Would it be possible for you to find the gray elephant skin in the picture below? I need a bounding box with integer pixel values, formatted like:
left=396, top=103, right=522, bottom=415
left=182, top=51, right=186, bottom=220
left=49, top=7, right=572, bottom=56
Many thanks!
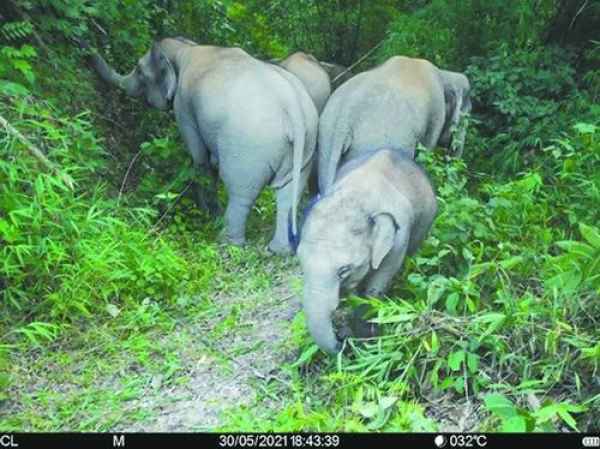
left=318, top=55, right=471, bottom=193
left=86, top=37, right=318, bottom=254
left=275, top=52, right=332, bottom=196
left=277, top=52, right=331, bottom=114
left=293, top=149, right=437, bottom=354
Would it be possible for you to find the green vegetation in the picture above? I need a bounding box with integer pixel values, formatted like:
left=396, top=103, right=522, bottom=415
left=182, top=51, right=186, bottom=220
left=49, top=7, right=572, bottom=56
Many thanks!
left=1, top=0, right=599, bottom=432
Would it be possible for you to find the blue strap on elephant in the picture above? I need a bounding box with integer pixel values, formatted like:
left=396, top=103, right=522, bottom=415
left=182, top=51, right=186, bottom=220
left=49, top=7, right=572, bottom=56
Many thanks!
left=288, top=193, right=321, bottom=253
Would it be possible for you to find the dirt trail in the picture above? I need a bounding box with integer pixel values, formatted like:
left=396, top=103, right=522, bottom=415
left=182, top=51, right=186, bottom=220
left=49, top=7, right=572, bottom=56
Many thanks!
left=3, top=262, right=479, bottom=431
left=123, top=271, right=302, bottom=431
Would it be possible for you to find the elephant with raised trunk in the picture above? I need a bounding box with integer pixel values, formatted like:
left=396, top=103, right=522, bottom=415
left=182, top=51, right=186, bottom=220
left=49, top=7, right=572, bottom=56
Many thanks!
left=292, top=149, right=437, bottom=353
left=318, top=56, right=471, bottom=194
left=276, top=52, right=331, bottom=114
left=84, top=37, right=318, bottom=254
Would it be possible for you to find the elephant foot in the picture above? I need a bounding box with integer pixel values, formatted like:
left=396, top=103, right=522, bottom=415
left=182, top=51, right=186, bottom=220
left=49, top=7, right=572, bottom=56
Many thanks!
left=218, top=229, right=246, bottom=247
left=267, top=239, right=293, bottom=256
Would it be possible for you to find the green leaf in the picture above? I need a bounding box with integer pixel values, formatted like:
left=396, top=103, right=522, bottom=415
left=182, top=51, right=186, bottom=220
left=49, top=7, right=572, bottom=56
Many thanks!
left=427, top=280, right=447, bottom=305
left=499, top=255, right=524, bottom=270
left=448, top=350, right=464, bottom=371
left=557, top=408, right=578, bottom=431
left=579, top=223, right=600, bottom=249
left=484, top=393, right=518, bottom=419
left=468, top=262, right=493, bottom=279
left=445, top=292, right=459, bottom=314
left=555, top=241, right=595, bottom=258
left=356, top=401, right=379, bottom=419
left=430, top=331, right=440, bottom=354
left=0, top=219, right=19, bottom=243
left=0, top=79, right=30, bottom=96
left=467, top=353, right=479, bottom=373
left=379, top=396, right=398, bottom=410
left=573, top=122, right=597, bottom=135
left=372, top=312, right=416, bottom=324
left=291, top=344, right=319, bottom=368
left=501, top=415, right=527, bottom=432
left=474, top=312, right=506, bottom=339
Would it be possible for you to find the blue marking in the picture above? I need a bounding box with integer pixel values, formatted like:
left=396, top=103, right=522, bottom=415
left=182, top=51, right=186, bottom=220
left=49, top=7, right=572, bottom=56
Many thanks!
left=288, top=194, right=321, bottom=253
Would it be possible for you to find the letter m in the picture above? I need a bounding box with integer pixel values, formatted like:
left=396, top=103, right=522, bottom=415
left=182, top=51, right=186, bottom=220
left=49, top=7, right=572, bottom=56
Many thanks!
left=113, top=435, right=125, bottom=447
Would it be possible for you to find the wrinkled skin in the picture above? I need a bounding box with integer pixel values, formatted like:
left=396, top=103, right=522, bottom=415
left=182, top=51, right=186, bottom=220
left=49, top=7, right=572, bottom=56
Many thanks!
left=294, top=149, right=437, bottom=354
left=319, top=61, right=354, bottom=90
left=277, top=52, right=331, bottom=114
left=318, top=56, right=471, bottom=194
left=85, top=37, right=318, bottom=254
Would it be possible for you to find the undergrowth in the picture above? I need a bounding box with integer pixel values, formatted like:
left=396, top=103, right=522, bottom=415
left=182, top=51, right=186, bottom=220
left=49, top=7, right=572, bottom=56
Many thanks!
left=1, top=0, right=599, bottom=433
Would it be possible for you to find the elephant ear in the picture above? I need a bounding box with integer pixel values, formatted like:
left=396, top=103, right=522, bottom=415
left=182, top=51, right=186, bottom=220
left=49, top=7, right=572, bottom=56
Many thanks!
left=370, top=213, right=397, bottom=270
left=151, top=43, right=177, bottom=101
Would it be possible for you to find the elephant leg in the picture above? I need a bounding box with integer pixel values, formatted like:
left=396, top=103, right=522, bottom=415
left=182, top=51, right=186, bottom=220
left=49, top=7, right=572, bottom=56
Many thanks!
left=221, top=179, right=265, bottom=246
left=176, top=113, right=221, bottom=215
left=269, top=164, right=311, bottom=255
left=423, top=109, right=446, bottom=150
left=199, top=165, right=222, bottom=216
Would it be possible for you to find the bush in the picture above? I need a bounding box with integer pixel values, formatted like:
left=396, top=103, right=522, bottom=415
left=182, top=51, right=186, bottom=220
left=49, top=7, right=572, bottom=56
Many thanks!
left=377, top=0, right=557, bottom=69
left=300, top=127, right=599, bottom=430
left=464, top=45, right=599, bottom=174
left=0, top=93, right=190, bottom=343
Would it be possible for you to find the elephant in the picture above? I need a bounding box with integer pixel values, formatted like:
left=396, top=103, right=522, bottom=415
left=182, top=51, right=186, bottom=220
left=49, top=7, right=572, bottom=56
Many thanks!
left=84, top=37, right=318, bottom=254
left=291, top=148, right=437, bottom=354
left=319, top=61, right=354, bottom=90
left=317, top=56, right=471, bottom=194
left=273, top=52, right=332, bottom=196
left=276, top=52, right=331, bottom=114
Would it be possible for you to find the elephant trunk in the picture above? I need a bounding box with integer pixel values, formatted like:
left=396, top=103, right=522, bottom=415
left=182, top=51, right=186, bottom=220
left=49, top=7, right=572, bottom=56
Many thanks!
left=89, top=52, right=141, bottom=97
left=303, top=283, right=342, bottom=354
left=452, top=98, right=472, bottom=157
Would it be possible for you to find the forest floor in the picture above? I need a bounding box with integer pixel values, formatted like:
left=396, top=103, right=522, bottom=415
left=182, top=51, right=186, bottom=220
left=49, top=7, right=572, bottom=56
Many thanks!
left=2, top=242, right=308, bottom=430
left=2, top=247, right=481, bottom=431
left=1, top=187, right=486, bottom=432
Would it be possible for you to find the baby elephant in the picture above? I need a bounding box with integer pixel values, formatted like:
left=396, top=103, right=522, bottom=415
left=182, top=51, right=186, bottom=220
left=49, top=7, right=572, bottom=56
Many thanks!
left=292, top=149, right=437, bottom=353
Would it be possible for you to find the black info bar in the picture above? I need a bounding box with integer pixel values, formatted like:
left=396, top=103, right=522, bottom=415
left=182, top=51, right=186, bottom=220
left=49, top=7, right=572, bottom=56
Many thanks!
left=1, top=432, right=599, bottom=449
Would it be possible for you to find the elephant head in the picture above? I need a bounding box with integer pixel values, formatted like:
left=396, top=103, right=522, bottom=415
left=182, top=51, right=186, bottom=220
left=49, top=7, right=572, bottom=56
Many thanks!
left=85, top=39, right=180, bottom=110
left=295, top=182, right=408, bottom=353
left=438, top=70, right=472, bottom=156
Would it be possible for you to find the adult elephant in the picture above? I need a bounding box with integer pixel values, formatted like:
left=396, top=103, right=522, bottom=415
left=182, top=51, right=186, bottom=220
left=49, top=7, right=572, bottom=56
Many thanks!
left=274, top=51, right=332, bottom=196
left=318, top=56, right=471, bottom=194
left=276, top=51, right=331, bottom=114
left=83, top=37, right=318, bottom=254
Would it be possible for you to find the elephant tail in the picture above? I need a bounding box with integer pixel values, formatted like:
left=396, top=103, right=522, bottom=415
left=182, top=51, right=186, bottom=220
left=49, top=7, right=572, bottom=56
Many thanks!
left=317, top=101, right=351, bottom=194
left=287, top=106, right=309, bottom=246
left=318, top=123, right=351, bottom=194
left=288, top=193, right=321, bottom=253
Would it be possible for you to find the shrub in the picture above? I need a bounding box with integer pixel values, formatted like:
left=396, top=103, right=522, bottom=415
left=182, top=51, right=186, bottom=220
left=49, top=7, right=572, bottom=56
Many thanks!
left=0, top=93, right=189, bottom=343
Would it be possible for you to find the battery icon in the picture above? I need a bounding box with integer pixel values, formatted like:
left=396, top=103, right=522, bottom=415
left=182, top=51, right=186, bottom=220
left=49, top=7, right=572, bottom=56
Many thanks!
left=583, top=436, right=600, bottom=447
